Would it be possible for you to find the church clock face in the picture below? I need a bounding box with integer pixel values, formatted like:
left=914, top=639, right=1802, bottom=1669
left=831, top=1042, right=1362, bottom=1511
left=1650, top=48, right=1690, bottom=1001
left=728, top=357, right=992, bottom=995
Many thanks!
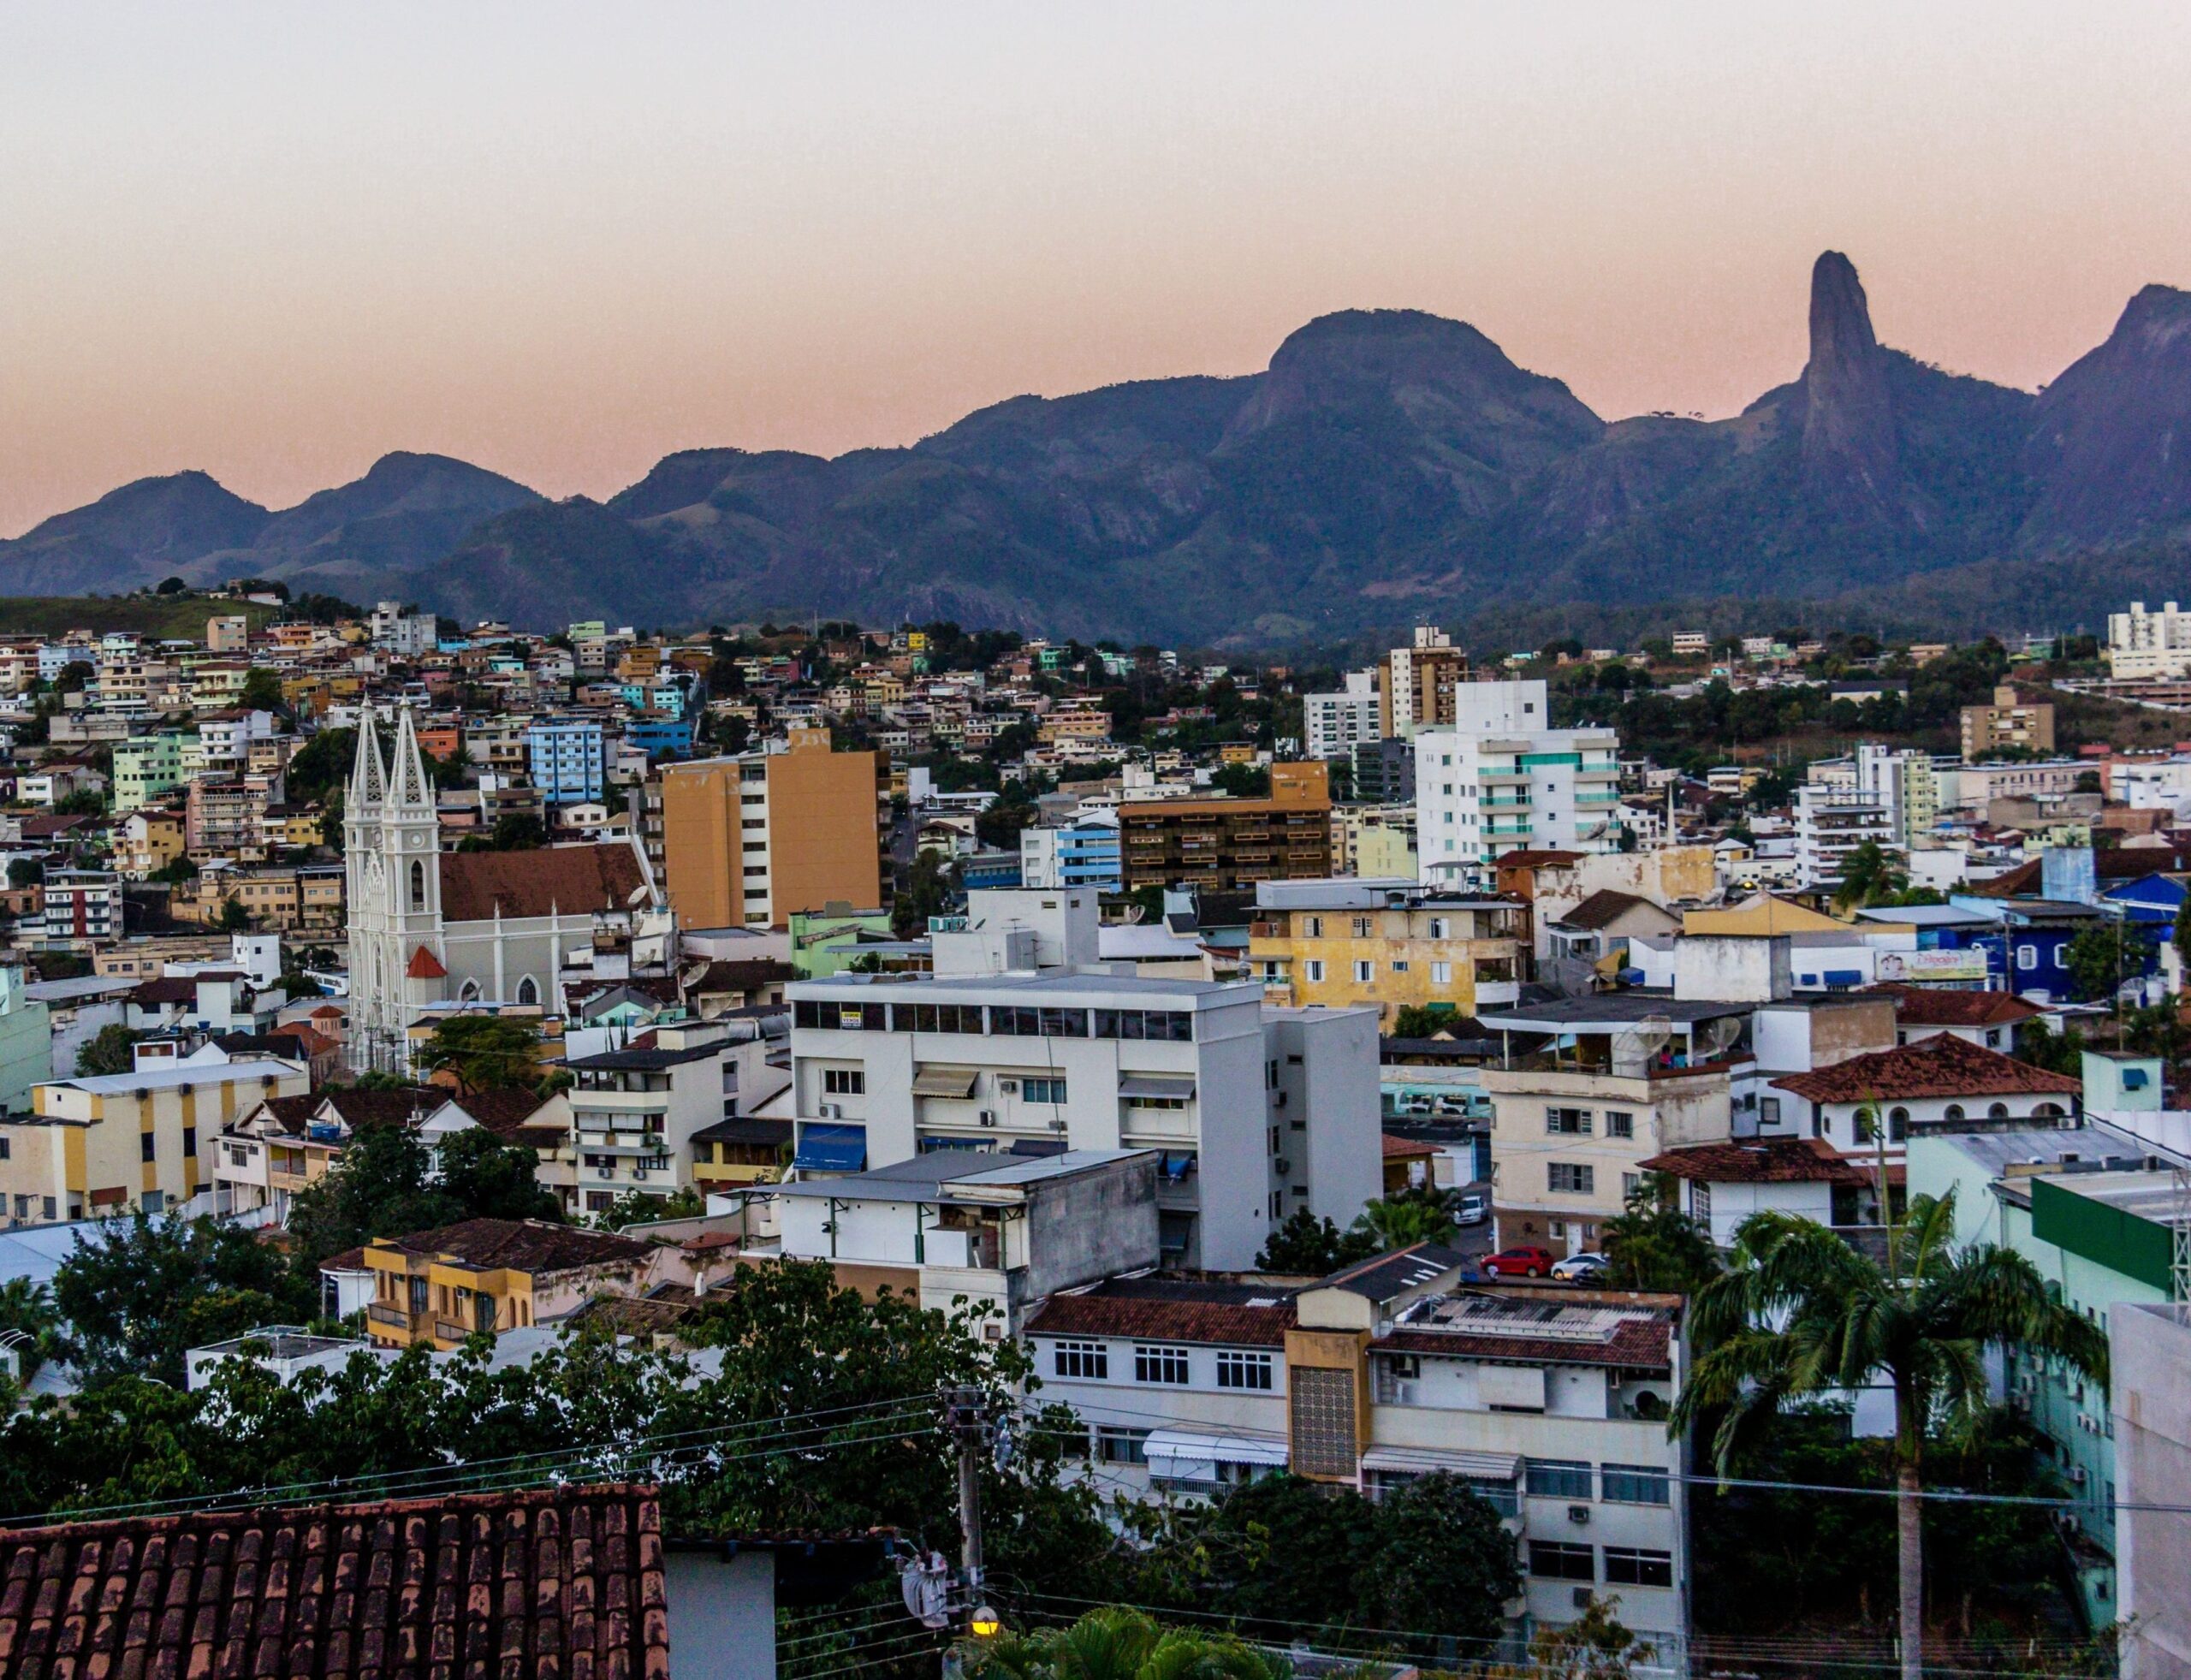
left=407, top=833, right=425, bottom=849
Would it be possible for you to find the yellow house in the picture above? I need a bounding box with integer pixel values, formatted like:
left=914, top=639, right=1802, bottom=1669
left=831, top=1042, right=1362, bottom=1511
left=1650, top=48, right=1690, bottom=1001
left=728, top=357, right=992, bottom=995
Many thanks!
left=359, top=1218, right=658, bottom=1350
left=1683, top=893, right=1915, bottom=937
left=0, top=1059, right=308, bottom=1226
left=1250, top=885, right=1530, bottom=1023
left=115, top=809, right=188, bottom=880
left=691, top=1115, right=793, bottom=1192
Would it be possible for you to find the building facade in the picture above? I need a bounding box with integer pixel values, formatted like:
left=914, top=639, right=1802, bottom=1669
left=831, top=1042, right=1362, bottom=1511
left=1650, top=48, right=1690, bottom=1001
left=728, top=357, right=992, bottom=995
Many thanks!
left=1118, top=763, right=1333, bottom=893
left=1249, top=879, right=1527, bottom=1023
left=1414, top=683, right=1622, bottom=879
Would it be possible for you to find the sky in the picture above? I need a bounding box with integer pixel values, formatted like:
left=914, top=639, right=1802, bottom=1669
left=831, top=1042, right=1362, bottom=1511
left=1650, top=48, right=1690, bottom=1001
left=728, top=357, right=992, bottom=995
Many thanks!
left=4, top=1, right=2191, bottom=537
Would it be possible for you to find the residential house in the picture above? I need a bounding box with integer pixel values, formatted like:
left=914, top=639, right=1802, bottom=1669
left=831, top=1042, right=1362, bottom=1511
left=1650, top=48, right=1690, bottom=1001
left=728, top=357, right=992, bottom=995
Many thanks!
left=1770, top=1032, right=2082, bottom=1161
left=359, top=1217, right=658, bottom=1350
left=1248, top=878, right=1529, bottom=1024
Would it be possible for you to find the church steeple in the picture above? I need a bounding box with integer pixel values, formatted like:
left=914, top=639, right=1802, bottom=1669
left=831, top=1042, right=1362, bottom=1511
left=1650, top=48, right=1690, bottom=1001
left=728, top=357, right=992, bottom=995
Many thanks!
left=350, top=698, right=388, bottom=810
left=390, top=703, right=435, bottom=816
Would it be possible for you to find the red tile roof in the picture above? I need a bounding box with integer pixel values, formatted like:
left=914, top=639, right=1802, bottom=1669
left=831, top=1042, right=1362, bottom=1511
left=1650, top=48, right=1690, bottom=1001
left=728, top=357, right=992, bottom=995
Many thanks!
left=0, top=1483, right=666, bottom=1680
left=406, top=944, right=448, bottom=981
left=438, top=843, right=647, bottom=924
left=445, top=1089, right=564, bottom=1137
left=1493, top=850, right=1585, bottom=870
left=1638, top=1137, right=1873, bottom=1185
left=1771, top=1031, right=2081, bottom=1105
left=374, top=1218, right=653, bottom=1277
left=1381, top=1134, right=1437, bottom=1159
left=1024, top=1291, right=1294, bottom=1349
left=1863, top=982, right=2042, bottom=1028
left=1381, top=1313, right=1674, bottom=1372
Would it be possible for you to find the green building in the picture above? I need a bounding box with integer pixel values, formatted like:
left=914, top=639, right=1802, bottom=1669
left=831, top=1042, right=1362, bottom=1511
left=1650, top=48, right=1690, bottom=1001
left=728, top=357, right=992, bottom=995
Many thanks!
left=787, top=904, right=894, bottom=978
left=0, top=966, right=52, bottom=1117
left=111, top=733, right=184, bottom=813
left=1907, top=1081, right=2180, bottom=1630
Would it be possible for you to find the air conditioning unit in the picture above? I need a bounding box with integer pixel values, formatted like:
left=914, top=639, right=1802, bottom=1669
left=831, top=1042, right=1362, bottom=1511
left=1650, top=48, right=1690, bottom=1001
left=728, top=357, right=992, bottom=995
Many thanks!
left=596, top=1167, right=614, bottom=1179
left=1567, top=1505, right=1590, bottom=1526
left=2070, top=1467, right=2088, bottom=1486
left=820, top=1103, right=844, bottom=1120
left=632, top=1169, right=650, bottom=1182
left=999, top=1079, right=1018, bottom=1095
left=978, top=1110, right=999, bottom=1128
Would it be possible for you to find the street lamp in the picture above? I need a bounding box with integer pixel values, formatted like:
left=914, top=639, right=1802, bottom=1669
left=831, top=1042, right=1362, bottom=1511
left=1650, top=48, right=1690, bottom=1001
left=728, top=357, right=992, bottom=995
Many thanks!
left=969, top=1606, right=1001, bottom=1640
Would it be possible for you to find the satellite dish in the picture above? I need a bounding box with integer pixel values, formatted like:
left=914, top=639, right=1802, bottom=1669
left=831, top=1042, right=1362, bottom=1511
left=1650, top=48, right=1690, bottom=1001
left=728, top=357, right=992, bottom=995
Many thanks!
left=1611, top=1012, right=1673, bottom=1076
left=1695, top=1016, right=1742, bottom=1059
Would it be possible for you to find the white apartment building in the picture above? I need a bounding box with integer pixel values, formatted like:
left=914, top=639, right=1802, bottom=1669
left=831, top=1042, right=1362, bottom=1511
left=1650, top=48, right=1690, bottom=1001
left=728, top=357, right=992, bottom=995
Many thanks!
left=1024, top=1250, right=1689, bottom=1647
left=2108, top=601, right=2191, bottom=680
left=2111, top=757, right=2191, bottom=813
left=1794, top=781, right=1897, bottom=890
left=563, top=1020, right=739, bottom=1216
left=1414, top=681, right=1622, bottom=880
left=786, top=971, right=1381, bottom=1270
left=369, top=601, right=440, bottom=659
left=1303, top=670, right=1381, bottom=761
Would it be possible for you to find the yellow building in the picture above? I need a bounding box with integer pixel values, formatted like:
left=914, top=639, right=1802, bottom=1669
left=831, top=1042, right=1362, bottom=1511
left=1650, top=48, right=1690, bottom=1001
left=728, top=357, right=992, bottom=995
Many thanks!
left=360, top=1218, right=657, bottom=1350
left=1683, top=893, right=1915, bottom=936
left=1250, top=885, right=1529, bottom=1023
left=115, top=809, right=187, bottom=880
left=0, top=1059, right=308, bottom=1225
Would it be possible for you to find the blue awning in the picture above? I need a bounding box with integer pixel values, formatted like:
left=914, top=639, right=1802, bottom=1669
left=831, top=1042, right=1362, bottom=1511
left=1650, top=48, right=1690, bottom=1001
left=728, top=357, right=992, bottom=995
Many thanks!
left=1822, top=969, right=1863, bottom=987
left=794, top=1122, right=867, bottom=1173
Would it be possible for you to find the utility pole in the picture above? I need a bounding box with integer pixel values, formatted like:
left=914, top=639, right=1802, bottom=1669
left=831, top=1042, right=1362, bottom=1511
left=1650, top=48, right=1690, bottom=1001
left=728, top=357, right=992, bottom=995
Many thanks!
left=944, top=1386, right=993, bottom=1634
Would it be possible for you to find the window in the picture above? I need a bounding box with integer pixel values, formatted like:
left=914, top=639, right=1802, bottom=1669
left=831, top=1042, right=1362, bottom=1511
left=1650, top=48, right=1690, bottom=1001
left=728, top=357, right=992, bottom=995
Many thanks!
left=1303, top=917, right=1322, bottom=939
left=1024, top=1077, right=1068, bottom=1104
left=409, top=858, right=426, bottom=911
left=1303, top=960, right=1326, bottom=983
left=1548, top=1162, right=1594, bottom=1194
left=182, top=1127, right=196, bottom=1157
left=1216, top=1351, right=1274, bottom=1391
left=2018, top=946, right=2037, bottom=971
left=1351, top=917, right=1373, bottom=938
left=1761, top=1095, right=1781, bottom=1125
left=1944, top=1104, right=1966, bottom=1123
left=1095, top=1010, right=1193, bottom=1042
left=1987, top=1102, right=2010, bottom=1119
left=1603, top=1548, right=1673, bottom=1588
left=1600, top=1463, right=1670, bottom=1505
left=516, top=976, right=540, bottom=1006
left=1428, top=917, right=1449, bottom=940
left=1605, top=1109, right=1634, bottom=1139
left=823, top=1068, right=866, bottom=1095
left=1053, top=1340, right=1108, bottom=1380
left=1890, top=1106, right=1911, bottom=1140
left=1353, top=960, right=1374, bottom=984
left=1529, top=1542, right=1596, bottom=1582
left=1429, top=961, right=1452, bottom=985
left=1391, top=960, right=1409, bottom=974
left=1528, top=1459, right=1594, bottom=1499
left=140, top=1133, right=157, bottom=1163
left=1134, top=1345, right=1191, bottom=1385
left=1690, top=1181, right=1712, bottom=1225
left=1622, top=1172, right=1642, bottom=1199
left=1547, top=1107, right=1592, bottom=1136
left=1097, top=1428, right=1149, bottom=1465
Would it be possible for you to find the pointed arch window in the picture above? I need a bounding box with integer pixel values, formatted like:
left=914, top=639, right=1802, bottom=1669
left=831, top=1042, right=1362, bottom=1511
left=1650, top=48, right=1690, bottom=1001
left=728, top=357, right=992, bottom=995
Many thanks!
left=515, top=976, right=540, bottom=1007
left=409, top=858, right=427, bottom=913
left=458, top=979, right=482, bottom=1004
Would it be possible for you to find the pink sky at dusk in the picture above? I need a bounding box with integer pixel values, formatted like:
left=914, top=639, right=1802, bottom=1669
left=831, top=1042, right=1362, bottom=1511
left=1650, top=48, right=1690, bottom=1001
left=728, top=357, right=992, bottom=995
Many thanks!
left=4, top=1, right=2190, bottom=536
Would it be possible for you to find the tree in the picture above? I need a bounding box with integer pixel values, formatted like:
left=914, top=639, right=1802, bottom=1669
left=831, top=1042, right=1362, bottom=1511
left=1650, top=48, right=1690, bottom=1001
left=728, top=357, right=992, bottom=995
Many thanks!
left=1351, top=1192, right=1455, bottom=1251
left=970, top=1607, right=1286, bottom=1680
left=1671, top=1193, right=2110, bottom=1680
left=53, top=1213, right=316, bottom=1386
left=489, top=811, right=547, bottom=851
left=155, top=576, right=187, bottom=595
left=217, top=894, right=253, bottom=933
left=1254, top=1209, right=1373, bottom=1273
left=590, top=1185, right=703, bottom=1230
left=417, top=1015, right=542, bottom=1094
left=435, top=1125, right=562, bottom=1223
left=239, top=668, right=286, bottom=713
left=2063, top=921, right=2150, bottom=1005
left=894, top=850, right=955, bottom=937
left=74, top=1024, right=145, bottom=1077
left=1512, top=1594, right=1654, bottom=1680
left=1599, top=1172, right=1721, bottom=1296
left=1351, top=1472, right=1523, bottom=1641
left=286, top=1122, right=464, bottom=1270
left=1832, top=840, right=1908, bottom=913
left=0, top=1278, right=63, bottom=1385
left=1387, top=1004, right=1457, bottom=1039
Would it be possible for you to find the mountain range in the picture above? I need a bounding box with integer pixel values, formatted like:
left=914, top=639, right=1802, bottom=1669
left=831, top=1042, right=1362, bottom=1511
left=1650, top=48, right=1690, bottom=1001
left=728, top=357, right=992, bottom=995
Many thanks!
left=8, top=251, right=2191, bottom=646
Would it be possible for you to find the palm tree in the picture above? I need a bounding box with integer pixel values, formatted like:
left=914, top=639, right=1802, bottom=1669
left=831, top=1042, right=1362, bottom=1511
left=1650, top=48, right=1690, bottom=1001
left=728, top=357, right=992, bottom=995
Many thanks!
left=1351, top=1192, right=1455, bottom=1251
left=1832, top=839, right=1908, bottom=913
left=1670, top=1192, right=2108, bottom=1680
left=970, top=1606, right=1287, bottom=1680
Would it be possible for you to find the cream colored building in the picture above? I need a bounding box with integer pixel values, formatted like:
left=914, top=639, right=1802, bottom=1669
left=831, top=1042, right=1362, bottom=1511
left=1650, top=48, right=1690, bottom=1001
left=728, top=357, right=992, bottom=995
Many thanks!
left=1250, top=879, right=1528, bottom=1024
left=0, top=1058, right=308, bottom=1226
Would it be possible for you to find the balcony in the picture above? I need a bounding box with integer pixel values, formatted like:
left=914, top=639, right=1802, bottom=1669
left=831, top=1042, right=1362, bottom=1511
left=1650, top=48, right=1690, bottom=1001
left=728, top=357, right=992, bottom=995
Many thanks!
left=367, top=1303, right=424, bottom=1333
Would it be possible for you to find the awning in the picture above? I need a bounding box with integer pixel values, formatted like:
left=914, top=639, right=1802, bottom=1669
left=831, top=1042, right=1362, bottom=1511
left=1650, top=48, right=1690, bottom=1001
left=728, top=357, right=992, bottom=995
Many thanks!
left=1821, top=969, right=1864, bottom=987
left=911, top=1066, right=980, bottom=1100
left=1144, top=1429, right=1289, bottom=1470
left=793, top=1122, right=866, bottom=1173
left=1119, top=1074, right=1196, bottom=1100
left=1009, top=1139, right=1066, bottom=1157
left=1358, top=1446, right=1521, bottom=1481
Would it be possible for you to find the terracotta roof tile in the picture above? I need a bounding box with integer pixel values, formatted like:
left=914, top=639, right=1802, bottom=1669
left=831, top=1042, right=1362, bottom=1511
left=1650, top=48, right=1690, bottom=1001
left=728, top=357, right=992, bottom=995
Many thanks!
left=1381, top=1133, right=1437, bottom=1159
left=1023, top=1291, right=1294, bottom=1348
left=438, top=844, right=647, bottom=924
left=1771, top=1031, right=2081, bottom=1105
left=1637, top=1137, right=1873, bottom=1185
left=406, top=944, right=448, bottom=981
left=444, top=1089, right=562, bottom=1137
left=1863, top=982, right=2043, bottom=1028
left=1554, top=888, right=1664, bottom=931
left=374, top=1218, right=653, bottom=1277
left=0, top=1484, right=662, bottom=1680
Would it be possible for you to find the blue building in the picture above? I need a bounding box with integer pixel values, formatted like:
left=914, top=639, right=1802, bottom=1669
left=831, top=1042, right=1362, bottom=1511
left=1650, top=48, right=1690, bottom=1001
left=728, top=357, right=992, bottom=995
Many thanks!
left=625, top=718, right=695, bottom=762
left=525, top=718, right=607, bottom=804
left=1021, top=812, right=1123, bottom=893
left=959, top=850, right=1024, bottom=890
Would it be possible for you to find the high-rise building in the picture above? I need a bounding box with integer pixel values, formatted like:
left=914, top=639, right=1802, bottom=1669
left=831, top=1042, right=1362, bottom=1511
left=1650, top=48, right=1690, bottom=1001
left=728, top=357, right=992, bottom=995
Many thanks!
left=1413, top=681, right=1622, bottom=879
left=2109, top=601, right=2191, bottom=680
left=1117, top=762, right=1333, bottom=893
left=524, top=719, right=607, bottom=805
left=1303, top=670, right=1381, bottom=759
left=1960, top=686, right=2057, bottom=758
left=1378, top=626, right=1471, bottom=739
left=661, top=727, right=886, bottom=928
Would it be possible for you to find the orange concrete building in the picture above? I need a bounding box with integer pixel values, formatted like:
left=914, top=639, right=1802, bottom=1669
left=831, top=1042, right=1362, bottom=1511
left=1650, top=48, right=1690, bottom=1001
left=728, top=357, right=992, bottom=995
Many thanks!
left=662, top=727, right=887, bottom=928
left=1118, top=761, right=1333, bottom=892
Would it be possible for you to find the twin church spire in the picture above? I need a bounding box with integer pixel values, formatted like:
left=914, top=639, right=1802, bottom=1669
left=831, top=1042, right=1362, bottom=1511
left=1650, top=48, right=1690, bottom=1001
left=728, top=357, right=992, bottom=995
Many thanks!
left=348, top=699, right=436, bottom=817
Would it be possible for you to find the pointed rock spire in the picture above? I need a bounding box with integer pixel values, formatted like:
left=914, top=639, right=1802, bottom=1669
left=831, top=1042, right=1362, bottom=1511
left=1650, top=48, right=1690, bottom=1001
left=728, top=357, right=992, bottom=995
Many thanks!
left=1800, top=250, right=1899, bottom=513
left=351, top=699, right=387, bottom=809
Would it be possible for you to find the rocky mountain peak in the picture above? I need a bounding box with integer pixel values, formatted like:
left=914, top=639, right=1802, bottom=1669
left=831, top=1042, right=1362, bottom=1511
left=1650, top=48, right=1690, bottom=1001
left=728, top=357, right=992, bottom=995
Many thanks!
left=1801, top=250, right=1899, bottom=511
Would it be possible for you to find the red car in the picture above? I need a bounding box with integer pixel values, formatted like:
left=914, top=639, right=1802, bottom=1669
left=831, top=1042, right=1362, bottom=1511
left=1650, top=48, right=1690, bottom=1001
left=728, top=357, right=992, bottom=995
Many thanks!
left=1480, top=1246, right=1558, bottom=1279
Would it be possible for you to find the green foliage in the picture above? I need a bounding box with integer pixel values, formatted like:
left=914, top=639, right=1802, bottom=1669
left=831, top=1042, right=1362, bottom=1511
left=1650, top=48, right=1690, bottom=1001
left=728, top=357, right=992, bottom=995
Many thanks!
left=1599, top=1172, right=1721, bottom=1296
left=1207, top=762, right=1270, bottom=799
left=285, top=1123, right=465, bottom=1271
left=1830, top=839, right=1908, bottom=913
left=417, top=1015, right=542, bottom=1093
left=0, top=1278, right=64, bottom=1384
left=8, top=858, right=44, bottom=889
left=1255, top=1209, right=1374, bottom=1273
left=1386, top=1004, right=1458, bottom=1039
left=459, top=812, right=549, bottom=853
left=284, top=727, right=353, bottom=805
left=1352, top=1191, right=1456, bottom=1251
left=590, top=1185, right=704, bottom=1231
left=1517, top=1594, right=1654, bottom=1680
left=970, top=1607, right=1288, bottom=1680
left=73, top=1023, right=145, bottom=1077
left=216, top=895, right=253, bottom=933
left=1350, top=1471, right=1524, bottom=1639
left=239, top=668, right=286, bottom=713
left=975, top=785, right=1041, bottom=852
left=2063, top=921, right=2153, bottom=1004
left=436, top=1125, right=563, bottom=1224
left=52, top=1213, right=317, bottom=1386
left=894, top=850, right=956, bottom=937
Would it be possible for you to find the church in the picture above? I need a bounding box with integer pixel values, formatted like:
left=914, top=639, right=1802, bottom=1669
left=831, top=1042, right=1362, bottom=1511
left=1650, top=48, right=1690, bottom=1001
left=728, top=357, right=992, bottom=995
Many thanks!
left=344, top=702, right=657, bottom=1072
